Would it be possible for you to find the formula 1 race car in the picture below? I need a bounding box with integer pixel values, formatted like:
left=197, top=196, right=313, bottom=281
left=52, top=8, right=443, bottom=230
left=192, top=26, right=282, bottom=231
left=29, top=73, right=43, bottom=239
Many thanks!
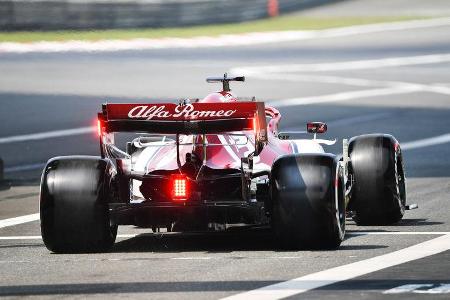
left=40, top=74, right=408, bottom=253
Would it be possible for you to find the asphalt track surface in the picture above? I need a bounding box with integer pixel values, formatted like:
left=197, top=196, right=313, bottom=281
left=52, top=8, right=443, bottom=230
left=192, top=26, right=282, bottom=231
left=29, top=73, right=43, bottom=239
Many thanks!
left=1, top=2, right=450, bottom=299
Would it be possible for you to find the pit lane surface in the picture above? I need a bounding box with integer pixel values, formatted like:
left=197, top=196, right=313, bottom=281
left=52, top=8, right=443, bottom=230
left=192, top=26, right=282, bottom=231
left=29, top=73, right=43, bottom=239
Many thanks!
left=1, top=2, right=450, bottom=299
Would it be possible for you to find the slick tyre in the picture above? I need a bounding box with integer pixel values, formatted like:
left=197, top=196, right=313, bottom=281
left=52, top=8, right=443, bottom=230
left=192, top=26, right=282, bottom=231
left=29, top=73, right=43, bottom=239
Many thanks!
left=271, top=154, right=345, bottom=249
left=349, top=134, right=406, bottom=225
left=40, top=156, right=117, bottom=253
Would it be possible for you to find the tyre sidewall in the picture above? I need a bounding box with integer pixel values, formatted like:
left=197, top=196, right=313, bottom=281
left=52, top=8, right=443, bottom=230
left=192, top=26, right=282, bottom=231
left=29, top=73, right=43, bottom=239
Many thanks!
left=40, top=156, right=117, bottom=253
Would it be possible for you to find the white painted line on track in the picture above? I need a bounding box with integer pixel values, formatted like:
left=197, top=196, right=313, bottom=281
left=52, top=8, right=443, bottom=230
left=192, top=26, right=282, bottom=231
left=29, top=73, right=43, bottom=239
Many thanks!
left=0, top=126, right=94, bottom=144
left=116, top=234, right=139, bottom=238
left=4, top=163, right=46, bottom=173
left=221, top=234, right=450, bottom=300
left=1, top=18, right=450, bottom=53
left=267, top=86, right=421, bottom=107
left=171, top=257, right=211, bottom=260
left=0, top=234, right=144, bottom=240
left=232, top=53, right=450, bottom=74
left=401, top=133, right=450, bottom=151
left=246, top=73, right=391, bottom=87
left=0, top=236, right=42, bottom=240
left=0, top=213, right=39, bottom=229
left=347, top=232, right=450, bottom=236
left=384, top=284, right=434, bottom=294
left=384, top=283, right=450, bottom=294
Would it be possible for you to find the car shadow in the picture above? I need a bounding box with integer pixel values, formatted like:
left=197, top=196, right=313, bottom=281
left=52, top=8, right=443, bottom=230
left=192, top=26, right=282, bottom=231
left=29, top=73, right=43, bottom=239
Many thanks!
left=338, top=244, right=388, bottom=250
left=0, top=280, right=281, bottom=297
left=395, top=218, right=444, bottom=226
left=112, top=227, right=387, bottom=253
left=113, top=227, right=276, bottom=253
left=0, top=243, right=44, bottom=249
left=346, top=218, right=444, bottom=229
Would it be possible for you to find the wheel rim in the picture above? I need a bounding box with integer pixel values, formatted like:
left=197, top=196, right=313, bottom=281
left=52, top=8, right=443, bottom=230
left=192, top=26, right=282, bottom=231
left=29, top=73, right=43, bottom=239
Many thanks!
left=394, top=149, right=406, bottom=213
left=334, top=166, right=346, bottom=240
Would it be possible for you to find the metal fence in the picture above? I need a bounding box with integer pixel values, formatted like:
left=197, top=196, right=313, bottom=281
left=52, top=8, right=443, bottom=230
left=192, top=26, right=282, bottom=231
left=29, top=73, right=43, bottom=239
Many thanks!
left=0, top=0, right=339, bottom=31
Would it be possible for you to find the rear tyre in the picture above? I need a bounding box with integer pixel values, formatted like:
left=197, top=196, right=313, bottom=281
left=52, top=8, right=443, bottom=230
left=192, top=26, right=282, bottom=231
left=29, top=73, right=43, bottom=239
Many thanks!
left=349, top=134, right=406, bottom=225
left=40, top=156, right=117, bottom=253
left=270, top=154, right=345, bottom=249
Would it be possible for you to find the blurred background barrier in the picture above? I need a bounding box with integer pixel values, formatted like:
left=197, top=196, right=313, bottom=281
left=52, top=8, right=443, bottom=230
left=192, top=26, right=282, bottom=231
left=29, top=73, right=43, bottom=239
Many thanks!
left=0, top=0, right=341, bottom=31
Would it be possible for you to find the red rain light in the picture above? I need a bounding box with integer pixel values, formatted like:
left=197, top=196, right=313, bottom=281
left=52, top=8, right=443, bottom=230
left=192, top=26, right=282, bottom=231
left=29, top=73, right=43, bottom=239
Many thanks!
left=171, top=174, right=188, bottom=201
left=97, top=119, right=102, bottom=137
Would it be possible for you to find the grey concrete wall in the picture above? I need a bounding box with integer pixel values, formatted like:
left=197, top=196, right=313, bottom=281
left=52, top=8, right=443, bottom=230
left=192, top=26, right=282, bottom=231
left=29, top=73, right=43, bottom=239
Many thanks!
left=0, top=0, right=340, bottom=31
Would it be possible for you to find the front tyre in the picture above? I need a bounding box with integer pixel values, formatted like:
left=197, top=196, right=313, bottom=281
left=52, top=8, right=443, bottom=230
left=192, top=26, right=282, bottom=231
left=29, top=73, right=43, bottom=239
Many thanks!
left=349, top=134, right=406, bottom=225
left=271, top=154, right=346, bottom=249
left=40, top=156, right=117, bottom=253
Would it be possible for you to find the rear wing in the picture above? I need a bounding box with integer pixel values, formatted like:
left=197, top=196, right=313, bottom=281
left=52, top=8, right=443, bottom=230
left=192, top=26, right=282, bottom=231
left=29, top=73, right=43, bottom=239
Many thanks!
left=99, top=102, right=266, bottom=136
left=98, top=102, right=268, bottom=155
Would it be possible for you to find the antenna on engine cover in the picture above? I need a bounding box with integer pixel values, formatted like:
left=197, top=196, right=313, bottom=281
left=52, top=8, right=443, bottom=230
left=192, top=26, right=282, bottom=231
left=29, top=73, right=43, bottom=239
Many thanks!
left=206, top=73, right=245, bottom=92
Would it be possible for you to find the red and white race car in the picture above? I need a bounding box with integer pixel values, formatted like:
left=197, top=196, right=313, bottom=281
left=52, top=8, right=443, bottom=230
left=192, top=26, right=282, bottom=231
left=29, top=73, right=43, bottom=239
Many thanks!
left=40, top=75, right=408, bottom=253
